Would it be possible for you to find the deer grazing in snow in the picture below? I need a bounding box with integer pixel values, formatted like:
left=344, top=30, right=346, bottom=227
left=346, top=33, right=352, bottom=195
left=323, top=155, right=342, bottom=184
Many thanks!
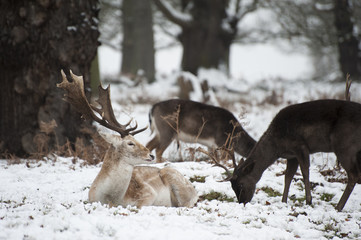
left=57, top=70, right=198, bottom=208
left=146, top=99, right=256, bottom=162
left=230, top=99, right=361, bottom=211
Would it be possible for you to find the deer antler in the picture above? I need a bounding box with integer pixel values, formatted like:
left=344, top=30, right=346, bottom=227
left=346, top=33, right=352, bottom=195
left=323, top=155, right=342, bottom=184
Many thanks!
left=57, top=69, right=146, bottom=137
left=196, top=125, right=242, bottom=181
left=196, top=147, right=234, bottom=181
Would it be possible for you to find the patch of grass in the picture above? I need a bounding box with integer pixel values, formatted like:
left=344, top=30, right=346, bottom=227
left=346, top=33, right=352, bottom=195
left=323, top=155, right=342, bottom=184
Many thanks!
left=199, top=191, right=235, bottom=202
left=242, top=219, right=251, bottom=224
left=61, top=203, right=73, bottom=209
left=324, top=222, right=340, bottom=234
left=294, top=181, right=304, bottom=191
left=289, top=195, right=307, bottom=207
left=189, top=175, right=206, bottom=183
left=0, top=197, right=27, bottom=209
left=289, top=211, right=308, bottom=218
left=222, top=170, right=233, bottom=178
left=319, top=217, right=351, bottom=239
left=261, top=186, right=282, bottom=197
left=320, top=193, right=335, bottom=202
left=113, top=210, right=129, bottom=216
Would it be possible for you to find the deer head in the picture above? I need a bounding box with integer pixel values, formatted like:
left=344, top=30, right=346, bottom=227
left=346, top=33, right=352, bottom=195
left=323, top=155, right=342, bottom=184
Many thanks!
left=100, top=133, right=154, bottom=165
left=230, top=160, right=256, bottom=204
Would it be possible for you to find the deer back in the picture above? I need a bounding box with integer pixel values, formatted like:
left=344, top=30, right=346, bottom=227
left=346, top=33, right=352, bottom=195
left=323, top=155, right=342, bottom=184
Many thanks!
left=265, top=99, right=361, bottom=155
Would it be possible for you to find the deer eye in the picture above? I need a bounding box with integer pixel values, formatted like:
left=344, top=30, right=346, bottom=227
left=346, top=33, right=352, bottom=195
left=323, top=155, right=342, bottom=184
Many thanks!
left=127, top=142, right=135, bottom=147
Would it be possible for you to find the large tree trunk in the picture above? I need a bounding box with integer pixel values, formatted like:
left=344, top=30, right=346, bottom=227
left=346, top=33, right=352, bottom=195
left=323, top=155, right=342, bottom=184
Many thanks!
left=179, top=0, right=235, bottom=75
left=121, top=0, right=155, bottom=83
left=334, top=0, right=361, bottom=81
left=0, top=0, right=99, bottom=157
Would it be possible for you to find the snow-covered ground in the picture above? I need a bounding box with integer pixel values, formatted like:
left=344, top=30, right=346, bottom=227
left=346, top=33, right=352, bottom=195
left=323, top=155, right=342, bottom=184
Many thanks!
left=1, top=64, right=361, bottom=239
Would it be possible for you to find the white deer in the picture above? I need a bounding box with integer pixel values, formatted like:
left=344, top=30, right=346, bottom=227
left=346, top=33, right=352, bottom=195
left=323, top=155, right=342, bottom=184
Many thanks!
left=58, top=70, right=198, bottom=208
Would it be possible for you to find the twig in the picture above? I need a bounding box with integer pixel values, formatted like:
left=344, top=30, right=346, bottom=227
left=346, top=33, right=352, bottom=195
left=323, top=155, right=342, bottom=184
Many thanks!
left=345, top=73, right=352, bottom=101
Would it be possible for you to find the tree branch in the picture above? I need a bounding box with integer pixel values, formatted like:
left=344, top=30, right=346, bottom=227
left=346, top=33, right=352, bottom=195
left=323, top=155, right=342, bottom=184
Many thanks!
left=236, top=0, right=259, bottom=21
left=152, top=0, right=192, bottom=28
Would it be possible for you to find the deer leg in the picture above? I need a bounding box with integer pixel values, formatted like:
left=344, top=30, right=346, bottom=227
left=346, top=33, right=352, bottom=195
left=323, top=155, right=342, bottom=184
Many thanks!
left=160, top=168, right=198, bottom=207
left=146, top=136, right=160, bottom=151
left=335, top=154, right=358, bottom=211
left=146, top=135, right=173, bottom=163
left=135, top=188, right=158, bottom=208
left=155, top=140, right=174, bottom=163
left=297, top=148, right=312, bottom=205
left=155, top=148, right=166, bottom=163
left=146, top=136, right=166, bottom=162
left=336, top=180, right=356, bottom=211
left=282, top=158, right=298, bottom=203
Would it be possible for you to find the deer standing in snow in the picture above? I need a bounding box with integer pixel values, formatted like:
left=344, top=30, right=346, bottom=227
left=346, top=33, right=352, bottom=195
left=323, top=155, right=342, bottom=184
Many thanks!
left=230, top=99, right=361, bottom=211
left=58, top=70, right=198, bottom=208
left=146, top=99, right=256, bottom=162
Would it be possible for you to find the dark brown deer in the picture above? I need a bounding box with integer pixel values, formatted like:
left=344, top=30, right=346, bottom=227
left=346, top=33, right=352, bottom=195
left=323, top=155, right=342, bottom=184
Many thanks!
left=146, top=99, right=256, bottom=162
left=231, top=99, right=361, bottom=211
left=57, top=70, right=198, bottom=207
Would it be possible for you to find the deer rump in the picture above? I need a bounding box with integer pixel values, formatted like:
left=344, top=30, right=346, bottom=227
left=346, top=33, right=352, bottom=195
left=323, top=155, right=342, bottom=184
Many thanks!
left=147, top=99, right=255, bottom=162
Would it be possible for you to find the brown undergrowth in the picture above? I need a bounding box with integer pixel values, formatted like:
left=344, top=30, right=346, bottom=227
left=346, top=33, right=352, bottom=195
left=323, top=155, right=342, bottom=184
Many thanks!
left=2, top=120, right=109, bottom=166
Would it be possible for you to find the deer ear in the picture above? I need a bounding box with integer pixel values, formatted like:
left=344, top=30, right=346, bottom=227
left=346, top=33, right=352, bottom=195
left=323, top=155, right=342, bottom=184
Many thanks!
left=241, top=161, right=255, bottom=175
left=99, top=132, right=121, bottom=146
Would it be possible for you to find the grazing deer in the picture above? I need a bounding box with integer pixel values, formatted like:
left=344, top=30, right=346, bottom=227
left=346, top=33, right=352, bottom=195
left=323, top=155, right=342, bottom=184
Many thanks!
left=57, top=70, right=198, bottom=208
left=146, top=99, right=256, bottom=162
left=230, top=99, right=361, bottom=211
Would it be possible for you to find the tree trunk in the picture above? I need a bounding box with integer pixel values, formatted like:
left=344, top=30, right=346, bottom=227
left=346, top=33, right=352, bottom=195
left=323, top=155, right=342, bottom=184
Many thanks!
left=91, top=52, right=101, bottom=98
left=121, top=0, right=155, bottom=83
left=179, top=0, right=235, bottom=75
left=0, top=0, right=99, bottom=157
left=334, top=0, right=361, bottom=81
left=154, top=0, right=243, bottom=75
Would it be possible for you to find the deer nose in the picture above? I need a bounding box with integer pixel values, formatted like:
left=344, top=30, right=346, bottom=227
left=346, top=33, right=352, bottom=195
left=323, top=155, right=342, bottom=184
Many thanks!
left=150, top=154, right=155, bottom=160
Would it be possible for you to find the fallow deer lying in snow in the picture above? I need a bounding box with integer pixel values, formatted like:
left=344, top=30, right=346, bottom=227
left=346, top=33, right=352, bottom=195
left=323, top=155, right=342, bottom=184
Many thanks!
left=230, top=99, right=361, bottom=211
left=146, top=99, right=256, bottom=162
left=58, top=70, right=198, bottom=208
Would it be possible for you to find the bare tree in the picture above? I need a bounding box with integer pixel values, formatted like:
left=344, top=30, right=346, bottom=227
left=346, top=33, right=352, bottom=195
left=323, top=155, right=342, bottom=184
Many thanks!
left=121, top=0, right=155, bottom=82
left=265, top=0, right=361, bottom=81
left=0, top=1, right=99, bottom=157
left=98, top=0, right=122, bottom=51
left=153, top=0, right=259, bottom=75
left=99, top=0, right=155, bottom=83
left=334, top=0, right=361, bottom=81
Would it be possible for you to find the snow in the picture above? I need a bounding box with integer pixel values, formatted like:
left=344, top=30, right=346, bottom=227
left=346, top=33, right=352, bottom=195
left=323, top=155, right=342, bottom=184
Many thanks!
left=2, top=151, right=361, bottom=239
left=230, top=44, right=313, bottom=81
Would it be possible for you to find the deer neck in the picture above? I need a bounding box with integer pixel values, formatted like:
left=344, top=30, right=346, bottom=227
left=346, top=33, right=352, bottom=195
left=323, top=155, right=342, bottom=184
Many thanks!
left=233, top=126, right=257, bottom=157
left=91, top=146, right=134, bottom=205
left=247, top=132, right=278, bottom=181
